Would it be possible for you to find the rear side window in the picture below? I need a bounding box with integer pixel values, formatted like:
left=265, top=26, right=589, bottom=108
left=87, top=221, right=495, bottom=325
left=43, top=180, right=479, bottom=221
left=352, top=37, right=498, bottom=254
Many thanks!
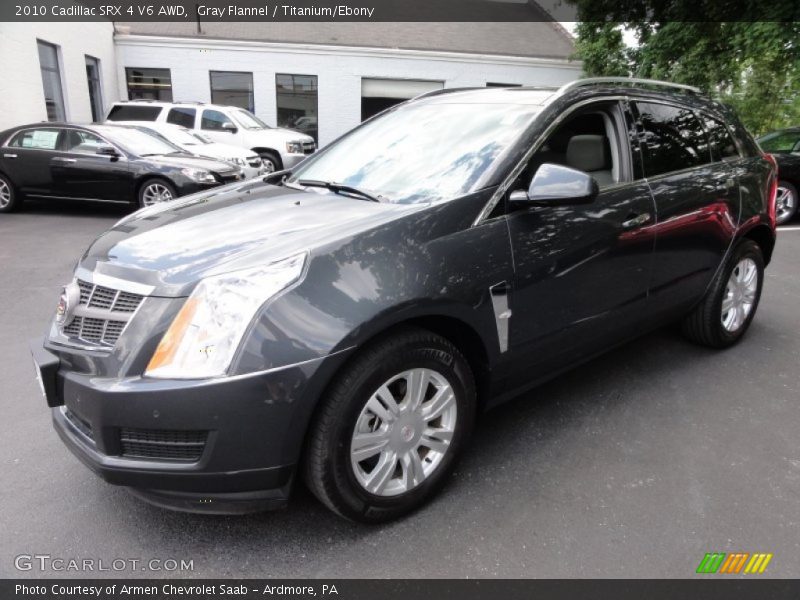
left=201, top=109, right=230, bottom=131
left=106, top=105, right=162, bottom=122
left=8, top=128, right=60, bottom=150
left=166, top=107, right=196, bottom=128
left=702, top=115, right=740, bottom=161
left=634, top=102, right=711, bottom=177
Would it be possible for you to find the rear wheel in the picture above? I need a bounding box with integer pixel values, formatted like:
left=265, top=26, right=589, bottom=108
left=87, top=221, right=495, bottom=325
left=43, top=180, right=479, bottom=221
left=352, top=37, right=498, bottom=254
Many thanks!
left=138, top=179, right=176, bottom=208
left=681, top=239, right=764, bottom=348
left=0, top=174, right=21, bottom=213
left=303, top=328, right=476, bottom=523
left=775, top=181, right=797, bottom=225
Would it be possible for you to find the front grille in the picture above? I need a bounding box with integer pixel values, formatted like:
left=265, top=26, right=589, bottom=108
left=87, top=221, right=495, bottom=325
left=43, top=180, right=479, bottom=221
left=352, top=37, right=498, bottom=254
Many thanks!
left=120, top=428, right=208, bottom=462
left=302, top=142, right=316, bottom=155
left=60, top=279, right=144, bottom=348
left=64, top=408, right=94, bottom=441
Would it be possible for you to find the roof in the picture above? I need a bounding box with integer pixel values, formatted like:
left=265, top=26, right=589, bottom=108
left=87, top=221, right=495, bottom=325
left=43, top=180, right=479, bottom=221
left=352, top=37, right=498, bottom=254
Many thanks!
left=116, top=21, right=576, bottom=60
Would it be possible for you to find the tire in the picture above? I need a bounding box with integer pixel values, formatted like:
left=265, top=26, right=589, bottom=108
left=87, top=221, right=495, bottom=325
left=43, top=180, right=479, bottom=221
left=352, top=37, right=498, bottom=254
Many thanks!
left=775, top=180, right=797, bottom=225
left=137, top=179, right=177, bottom=208
left=0, top=173, right=21, bottom=213
left=303, top=327, right=476, bottom=523
left=258, top=151, right=282, bottom=174
left=681, top=239, right=764, bottom=348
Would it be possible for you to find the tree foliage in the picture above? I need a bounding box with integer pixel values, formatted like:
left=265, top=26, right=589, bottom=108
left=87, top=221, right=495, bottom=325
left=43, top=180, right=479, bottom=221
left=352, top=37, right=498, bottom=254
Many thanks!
left=571, top=2, right=800, bottom=135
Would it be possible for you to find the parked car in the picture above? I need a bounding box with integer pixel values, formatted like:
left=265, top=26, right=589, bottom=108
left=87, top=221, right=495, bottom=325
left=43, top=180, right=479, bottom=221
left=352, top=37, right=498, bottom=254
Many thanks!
left=114, top=122, right=266, bottom=180
left=0, top=123, right=245, bottom=212
left=106, top=101, right=316, bottom=173
left=757, top=127, right=800, bottom=224
left=32, top=79, right=777, bottom=523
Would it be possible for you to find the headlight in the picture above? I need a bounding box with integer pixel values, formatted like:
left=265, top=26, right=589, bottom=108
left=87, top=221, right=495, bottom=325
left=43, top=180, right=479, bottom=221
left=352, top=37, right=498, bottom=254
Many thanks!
left=229, top=157, right=246, bottom=166
left=181, top=167, right=216, bottom=183
left=145, top=253, right=308, bottom=379
left=286, top=141, right=304, bottom=154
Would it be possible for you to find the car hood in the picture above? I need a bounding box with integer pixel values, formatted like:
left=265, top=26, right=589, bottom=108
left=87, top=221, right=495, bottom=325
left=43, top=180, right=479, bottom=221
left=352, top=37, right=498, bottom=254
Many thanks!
left=79, top=183, right=422, bottom=296
left=244, top=127, right=314, bottom=144
left=143, top=153, right=239, bottom=174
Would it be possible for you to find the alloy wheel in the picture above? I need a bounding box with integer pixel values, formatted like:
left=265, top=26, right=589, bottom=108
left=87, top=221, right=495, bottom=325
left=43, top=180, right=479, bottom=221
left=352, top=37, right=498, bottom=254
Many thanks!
left=721, top=257, right=758, bottom=332
left=775, top=184, right=796, bottom=224
left=261, top=158, right=276, bottom=173
left=350, top=368, right=457, bottom=497
left=142, top=183, right=173, bottom=206
left=0, top=179, right=11, bottom=209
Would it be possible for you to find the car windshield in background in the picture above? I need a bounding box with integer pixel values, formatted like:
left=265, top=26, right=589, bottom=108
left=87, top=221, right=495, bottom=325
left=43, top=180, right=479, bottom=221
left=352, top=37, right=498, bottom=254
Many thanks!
left=758, top=130, right=800, bottom=153
left=288, top=102, right=539, bottom=204
left=233, top=109, right=270, bottom=130
left=98, top=127, right=183, bottom=156
left=159, top=127, right=204, bottom=146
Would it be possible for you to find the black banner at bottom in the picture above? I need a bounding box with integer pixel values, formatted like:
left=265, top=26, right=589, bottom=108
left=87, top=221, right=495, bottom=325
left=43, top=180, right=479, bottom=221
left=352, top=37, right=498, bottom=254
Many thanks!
left=4, top=579, right=800, bottom=600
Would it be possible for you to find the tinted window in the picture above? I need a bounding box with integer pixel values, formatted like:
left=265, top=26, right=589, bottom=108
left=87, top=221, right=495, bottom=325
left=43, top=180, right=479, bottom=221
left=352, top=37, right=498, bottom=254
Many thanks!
left=38, top=41, right=66, bottom=121
left=201, top=109, right=230, bottom=131
left=166, top=107, right=196, bottom=128
left=758, top=130, right=800, bottom=153
left=276, top=74, right=318, bottom=142
left=9, top=128, right=60, bottom=150
left=106, top=105, right=162, bottom=121
left=210, top=71, right=254, bottom=111
left=702, top=115, right=740, bottom=161
left=126, top=67, right=172, bottom=101
left=635, top=102, right=711, bottom=177
left=64, top=130, right=104, bottom=154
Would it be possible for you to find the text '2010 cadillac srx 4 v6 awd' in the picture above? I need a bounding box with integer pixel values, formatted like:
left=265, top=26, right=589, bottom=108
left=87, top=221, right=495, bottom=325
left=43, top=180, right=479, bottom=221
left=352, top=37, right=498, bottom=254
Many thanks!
left=31, top=79, right=778, bottom=523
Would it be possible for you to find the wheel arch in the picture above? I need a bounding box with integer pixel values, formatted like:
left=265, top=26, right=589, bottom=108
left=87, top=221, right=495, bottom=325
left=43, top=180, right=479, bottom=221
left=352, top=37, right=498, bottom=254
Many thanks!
left=740, top=223, right=776, bottom=265
left=135, top=175, right=177, bottom=201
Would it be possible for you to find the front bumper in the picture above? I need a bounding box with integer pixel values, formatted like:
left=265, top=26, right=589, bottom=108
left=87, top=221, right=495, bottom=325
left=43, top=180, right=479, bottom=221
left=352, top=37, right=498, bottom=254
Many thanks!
left=281, top=152, right=313, bottom=169
left=32, top=338, right=350, bottom=513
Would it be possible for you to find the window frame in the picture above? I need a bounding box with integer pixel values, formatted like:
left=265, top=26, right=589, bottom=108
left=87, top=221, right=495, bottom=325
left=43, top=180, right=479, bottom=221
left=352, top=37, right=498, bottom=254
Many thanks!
left=275, top=73, right=319, bottom=142
left=37, top=40, right=67, bottom=122
left=209, top=70, right=255, bottom=112
left=125, top=67, right=173, bottom=101
left=84, top=55, right=103, bottom=123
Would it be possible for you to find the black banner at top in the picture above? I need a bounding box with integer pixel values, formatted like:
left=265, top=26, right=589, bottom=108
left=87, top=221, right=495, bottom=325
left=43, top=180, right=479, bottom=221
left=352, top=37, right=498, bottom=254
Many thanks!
left=1, top=0, right=799, bottom=22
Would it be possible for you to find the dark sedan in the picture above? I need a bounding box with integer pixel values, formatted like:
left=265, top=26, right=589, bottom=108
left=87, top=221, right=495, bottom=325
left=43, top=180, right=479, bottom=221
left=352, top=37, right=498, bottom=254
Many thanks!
left=0, top=123, right=244, bottom=213
left=757, top=127, right=800, bottom=224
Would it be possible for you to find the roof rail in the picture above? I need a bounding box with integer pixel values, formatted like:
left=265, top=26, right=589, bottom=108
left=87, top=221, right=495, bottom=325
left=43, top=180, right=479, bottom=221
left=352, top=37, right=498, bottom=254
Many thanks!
left=557, top=77, right=702, bottom=96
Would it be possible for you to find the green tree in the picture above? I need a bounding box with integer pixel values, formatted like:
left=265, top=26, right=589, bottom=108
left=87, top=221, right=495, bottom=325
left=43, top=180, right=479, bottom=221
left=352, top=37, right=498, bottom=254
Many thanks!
left=570, top=3, right=800, bottom=135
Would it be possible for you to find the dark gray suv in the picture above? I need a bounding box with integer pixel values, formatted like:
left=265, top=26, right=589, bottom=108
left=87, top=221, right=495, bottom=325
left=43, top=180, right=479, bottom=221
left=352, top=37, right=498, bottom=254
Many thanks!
left=31, top=78, right=778, bottom=522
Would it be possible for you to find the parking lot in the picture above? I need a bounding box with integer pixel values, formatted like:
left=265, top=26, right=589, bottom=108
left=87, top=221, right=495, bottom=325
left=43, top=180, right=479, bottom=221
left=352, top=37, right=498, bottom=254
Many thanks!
left=1, top=200, right=798, bottom=579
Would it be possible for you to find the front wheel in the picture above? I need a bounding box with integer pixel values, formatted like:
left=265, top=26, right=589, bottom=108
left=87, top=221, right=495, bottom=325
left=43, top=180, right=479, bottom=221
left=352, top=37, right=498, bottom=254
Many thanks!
left=681, top=239, right=764, bottom=348
left=138, top=179, right=177, bottom=208
left=303, top=328, right=476, bottom=523
left=258, top=152, right=282, bottom=174
left=775, top=181, right=797, bottom=225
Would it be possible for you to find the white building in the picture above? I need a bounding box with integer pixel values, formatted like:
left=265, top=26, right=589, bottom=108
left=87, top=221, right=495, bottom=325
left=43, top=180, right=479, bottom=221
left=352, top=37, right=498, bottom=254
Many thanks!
left=0, top=19, right=580, bottom=146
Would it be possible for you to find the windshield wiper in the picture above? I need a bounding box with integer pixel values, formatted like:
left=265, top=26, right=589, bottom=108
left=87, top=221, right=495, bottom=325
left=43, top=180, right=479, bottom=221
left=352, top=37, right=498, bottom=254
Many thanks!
left=297, top=180, right=382, bottom=203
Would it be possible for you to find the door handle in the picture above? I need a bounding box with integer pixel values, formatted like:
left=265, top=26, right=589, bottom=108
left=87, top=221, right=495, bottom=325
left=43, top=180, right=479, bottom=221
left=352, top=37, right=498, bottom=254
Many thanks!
left=52, top=157, right=76, bottom=164
left=622, top=212, right=651, bottom=229
left=2, top=153, right=17, bottom=159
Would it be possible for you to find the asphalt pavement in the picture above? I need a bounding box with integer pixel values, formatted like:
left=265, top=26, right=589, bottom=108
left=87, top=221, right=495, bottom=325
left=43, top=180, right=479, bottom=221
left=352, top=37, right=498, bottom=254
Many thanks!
left=1, top=199, right=798, bottom=579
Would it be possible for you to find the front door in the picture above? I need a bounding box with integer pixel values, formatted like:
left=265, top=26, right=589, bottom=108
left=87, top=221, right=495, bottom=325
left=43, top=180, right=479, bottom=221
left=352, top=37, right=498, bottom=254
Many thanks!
left=51, top=129, right=131, bottom=201
left=504, top=100, right=656, bottom=385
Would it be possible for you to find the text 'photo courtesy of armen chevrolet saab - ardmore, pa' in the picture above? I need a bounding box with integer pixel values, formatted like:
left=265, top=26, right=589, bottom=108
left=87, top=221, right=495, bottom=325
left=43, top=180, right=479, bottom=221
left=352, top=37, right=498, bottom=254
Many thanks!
left=1, top=0, right=800, bottom=597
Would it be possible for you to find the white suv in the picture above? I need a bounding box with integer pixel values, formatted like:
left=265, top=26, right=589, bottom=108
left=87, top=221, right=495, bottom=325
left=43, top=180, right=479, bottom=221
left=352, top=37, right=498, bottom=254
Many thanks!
left=106, top=101, right=316, bottom=172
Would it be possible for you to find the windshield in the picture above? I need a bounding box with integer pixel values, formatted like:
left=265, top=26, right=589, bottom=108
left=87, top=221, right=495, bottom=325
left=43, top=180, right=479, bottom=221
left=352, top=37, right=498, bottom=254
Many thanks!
left=98, top=127, right=183, bottom=156
left=288, top=102, right=539, bottom=204
left=158, top=127, right=204, bottom=146
left=232, top=109, right=270, bottom=130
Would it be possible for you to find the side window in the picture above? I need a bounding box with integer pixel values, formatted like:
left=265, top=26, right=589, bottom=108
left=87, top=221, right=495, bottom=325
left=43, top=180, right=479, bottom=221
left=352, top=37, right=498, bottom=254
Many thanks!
left=9, top=129, right=60, bottom=150
left=64, top=130, right=104, bottom=154
left=201, top=109, right=229, bottom=131
left=167, top=107, right=196, bottom=128
left=758, top=131, right=800, bottom=153
left=702, top=115, right=739, bottom=161
left=634, top=102, right=711, bottom=177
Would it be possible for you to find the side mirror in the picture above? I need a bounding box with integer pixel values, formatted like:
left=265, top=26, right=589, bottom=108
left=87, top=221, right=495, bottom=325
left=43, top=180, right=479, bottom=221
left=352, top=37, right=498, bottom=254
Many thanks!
left=510, top=163, right=599, bottom=206
left=222, top=122, right=238, bottom=133
left=96, top=145, right=119, bottom=157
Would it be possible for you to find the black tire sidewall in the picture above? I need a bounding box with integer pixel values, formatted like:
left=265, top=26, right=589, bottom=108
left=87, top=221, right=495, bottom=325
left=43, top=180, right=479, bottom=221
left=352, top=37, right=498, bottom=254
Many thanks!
left=712, top=240, right=764, bottom=345
left=259, top=152, right=282, bottom=173
left=137, top=179, right=177, bottom=209
left=325, top=335, right=475, bottom=521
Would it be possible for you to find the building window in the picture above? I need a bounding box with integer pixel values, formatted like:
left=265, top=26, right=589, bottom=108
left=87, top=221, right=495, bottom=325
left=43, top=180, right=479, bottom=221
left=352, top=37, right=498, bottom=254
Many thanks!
left=209, top=71, right=254, bottom=111
left=276, top=74, right=318, bottom=142
left=126, top=67, right=173, bottom=101
left=37, top=41, right=66, bottom=121
left=85, top=56, right=103, bottom=122
left=360, top=78, right=443, bottom=122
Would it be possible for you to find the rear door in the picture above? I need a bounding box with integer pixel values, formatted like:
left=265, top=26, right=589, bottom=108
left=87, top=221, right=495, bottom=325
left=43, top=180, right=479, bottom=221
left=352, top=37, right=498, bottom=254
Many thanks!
left=2, top=128, right=61, bottom=194
left=631, top=100, right=739, bottom=316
